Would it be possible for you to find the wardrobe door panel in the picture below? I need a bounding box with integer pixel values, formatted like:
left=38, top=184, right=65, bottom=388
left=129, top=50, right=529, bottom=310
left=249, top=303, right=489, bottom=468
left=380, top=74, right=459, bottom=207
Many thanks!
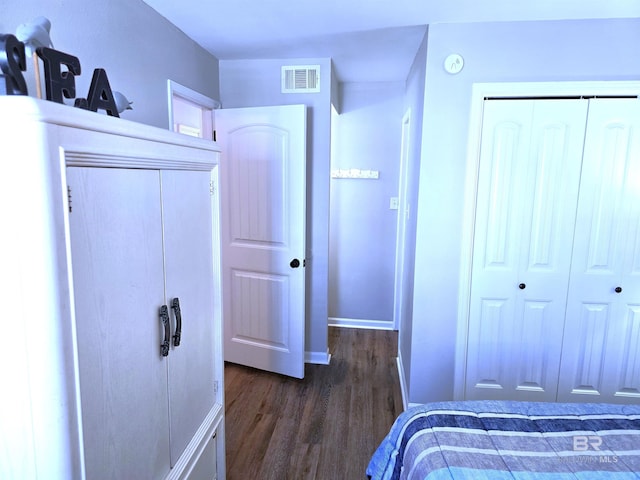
left=188, top=433, right=218, bottom=480
left=161, top=169, right=217, bottom=465
left=68, top=167, right=171, bottom=479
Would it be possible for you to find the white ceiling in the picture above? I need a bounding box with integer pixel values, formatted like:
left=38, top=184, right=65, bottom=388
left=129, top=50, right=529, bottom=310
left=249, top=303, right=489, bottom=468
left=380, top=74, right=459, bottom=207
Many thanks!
left=143, top=0, right=640, bottom=82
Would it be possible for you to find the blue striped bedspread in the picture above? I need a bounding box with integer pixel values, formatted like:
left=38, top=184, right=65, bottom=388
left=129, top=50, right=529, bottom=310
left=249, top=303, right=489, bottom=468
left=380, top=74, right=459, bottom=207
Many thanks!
left=367, top=401, right=640, bottom=480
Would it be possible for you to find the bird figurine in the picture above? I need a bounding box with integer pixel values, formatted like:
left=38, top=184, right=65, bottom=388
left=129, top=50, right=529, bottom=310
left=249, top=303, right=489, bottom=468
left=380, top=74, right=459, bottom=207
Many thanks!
left=113, top=91, right=133, bottom=114
left=15, top=16, right=54, bottom=98
left=16, top=16, right=53, bottom=54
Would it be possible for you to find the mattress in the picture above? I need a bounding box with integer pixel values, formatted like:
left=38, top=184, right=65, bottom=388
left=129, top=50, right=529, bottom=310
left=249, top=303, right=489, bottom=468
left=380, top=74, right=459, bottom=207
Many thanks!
left=367, top=400, right=640, bottom=480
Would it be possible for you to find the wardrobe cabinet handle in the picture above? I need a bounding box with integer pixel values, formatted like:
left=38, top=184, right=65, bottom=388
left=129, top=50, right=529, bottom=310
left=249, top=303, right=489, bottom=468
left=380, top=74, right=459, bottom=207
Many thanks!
left=518, top=283, right=526, bottom=290
left=171, top=297, right=182, bottom=347
left=615, top=286, right=622, bottom=293
left=160, top=305, right=170, bottom=357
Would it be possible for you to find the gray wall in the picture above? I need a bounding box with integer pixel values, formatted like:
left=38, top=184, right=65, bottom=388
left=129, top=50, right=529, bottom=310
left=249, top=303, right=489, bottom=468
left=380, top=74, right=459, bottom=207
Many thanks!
left=397, top=30, right=427, bottom=404
left=1, top=0, right=219, bottom=129
left=408, top=17, right=640, bottom=405
left=219, top=57, right=333, bottom=359
left=329, top=81, right=404, bottom=325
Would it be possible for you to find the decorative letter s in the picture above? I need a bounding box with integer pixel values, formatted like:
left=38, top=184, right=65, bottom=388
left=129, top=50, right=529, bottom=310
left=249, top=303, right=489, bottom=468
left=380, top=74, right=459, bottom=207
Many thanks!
left=0, top=34, right=28, bottom=95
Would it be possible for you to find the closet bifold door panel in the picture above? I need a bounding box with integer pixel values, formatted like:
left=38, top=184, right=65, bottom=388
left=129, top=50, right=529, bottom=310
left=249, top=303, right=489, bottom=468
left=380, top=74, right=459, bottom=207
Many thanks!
left=466, top=95, right=640, bottom=404
left=465, top=99, right=588, bottom=401
left=68, top=167, right=171, bottom=478
left=557, top=98, right=640, bottom=403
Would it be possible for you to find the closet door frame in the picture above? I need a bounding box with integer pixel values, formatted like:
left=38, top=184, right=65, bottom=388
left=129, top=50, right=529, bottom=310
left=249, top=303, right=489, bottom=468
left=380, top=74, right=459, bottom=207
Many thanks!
left=454, top=80, right=640, bottom=400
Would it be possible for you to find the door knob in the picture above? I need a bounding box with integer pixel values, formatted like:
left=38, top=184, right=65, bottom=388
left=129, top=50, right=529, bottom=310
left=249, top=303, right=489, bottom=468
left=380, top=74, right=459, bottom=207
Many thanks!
left=518, top=283, right=526, bottom=290
left=615, top=286, right=622, bottom=293
left=290, top=258, right=300, bottom=268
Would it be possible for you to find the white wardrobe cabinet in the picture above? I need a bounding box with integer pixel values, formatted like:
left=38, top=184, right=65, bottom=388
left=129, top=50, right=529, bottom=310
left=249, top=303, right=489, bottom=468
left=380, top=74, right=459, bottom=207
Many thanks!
left=463, top=97, right=640, bottom=404
left=0, top=97, right=225, bottom=479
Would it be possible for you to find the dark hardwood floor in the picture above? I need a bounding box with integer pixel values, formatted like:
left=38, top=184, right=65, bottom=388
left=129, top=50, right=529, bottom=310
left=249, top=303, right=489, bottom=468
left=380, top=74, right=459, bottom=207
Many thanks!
left=224, top=327, right=404, bottom=479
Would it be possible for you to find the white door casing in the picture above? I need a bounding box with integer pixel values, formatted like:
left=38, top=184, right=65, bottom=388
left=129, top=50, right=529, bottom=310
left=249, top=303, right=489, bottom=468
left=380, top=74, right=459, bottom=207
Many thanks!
left=465, top=99, right=588, bottom=401
left=393, top=108, right=411, bottom=331
left=168, top=80, right=219, bottom=140
left=216, top=105, right=307, bottom=379
left=557, top=98, right=640, bottom=403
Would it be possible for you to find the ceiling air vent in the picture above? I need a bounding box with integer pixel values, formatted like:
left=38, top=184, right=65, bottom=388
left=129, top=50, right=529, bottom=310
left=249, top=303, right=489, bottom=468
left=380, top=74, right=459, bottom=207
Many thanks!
left=281, top=65, right=320, bottom=93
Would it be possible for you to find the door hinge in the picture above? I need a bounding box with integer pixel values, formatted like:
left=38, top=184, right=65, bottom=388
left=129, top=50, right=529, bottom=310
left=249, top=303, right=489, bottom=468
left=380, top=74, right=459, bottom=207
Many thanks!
left=210, top=180, right=216, bottom=196
left=67, top=185, right=72, bottom=213
left=214, top=380, right=219, bottom=395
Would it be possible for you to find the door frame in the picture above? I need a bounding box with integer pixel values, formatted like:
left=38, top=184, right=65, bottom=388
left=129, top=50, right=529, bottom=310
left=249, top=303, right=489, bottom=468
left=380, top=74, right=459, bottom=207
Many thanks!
left=167, top=80, right=221, bottom=139
left=454, top=80, right=640, bottom=400
left=393, top=108, right=411, bottom=331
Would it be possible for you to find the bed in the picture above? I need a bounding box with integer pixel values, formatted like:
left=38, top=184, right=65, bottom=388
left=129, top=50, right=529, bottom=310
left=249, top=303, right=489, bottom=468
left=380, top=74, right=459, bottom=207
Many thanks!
left=367, top=400, right=640, bottom=480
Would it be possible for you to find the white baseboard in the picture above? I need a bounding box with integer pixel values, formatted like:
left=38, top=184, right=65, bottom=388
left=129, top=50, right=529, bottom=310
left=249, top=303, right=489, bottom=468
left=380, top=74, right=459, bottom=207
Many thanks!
left=328, top=317, right=394, bottom=330
left=396, top=354, right=426, bottom=410
left=396, top=352, right=409, bottom=412
left=305, top=349, right=332, bottom=365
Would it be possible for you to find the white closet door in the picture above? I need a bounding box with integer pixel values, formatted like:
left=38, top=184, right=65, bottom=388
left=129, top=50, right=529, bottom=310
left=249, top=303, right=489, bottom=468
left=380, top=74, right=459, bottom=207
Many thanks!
left=68, top=167, right=171, bottom=479
left=466, top=100, right=588, bottom=400
left=161, top=169, right=217, bottom=465
left=558, top=98, right=640, bottom=403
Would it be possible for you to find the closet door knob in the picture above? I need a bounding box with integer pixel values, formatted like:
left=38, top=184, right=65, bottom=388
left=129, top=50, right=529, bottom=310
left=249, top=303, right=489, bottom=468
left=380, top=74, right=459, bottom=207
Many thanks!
left=518, top=283, right=526, bottom=290
left=615, top=286, right=622, bottom=293
left=290, top=258, right=301, bottom=268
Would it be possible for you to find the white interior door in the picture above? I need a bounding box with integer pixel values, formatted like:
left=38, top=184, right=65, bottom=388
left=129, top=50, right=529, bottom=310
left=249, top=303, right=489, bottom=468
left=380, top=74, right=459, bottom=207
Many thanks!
left=216, top=105, right=307, bottom=378
left=558, top=98, right=640, bottom=403
left=466, top=99, right=588, bottom=401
